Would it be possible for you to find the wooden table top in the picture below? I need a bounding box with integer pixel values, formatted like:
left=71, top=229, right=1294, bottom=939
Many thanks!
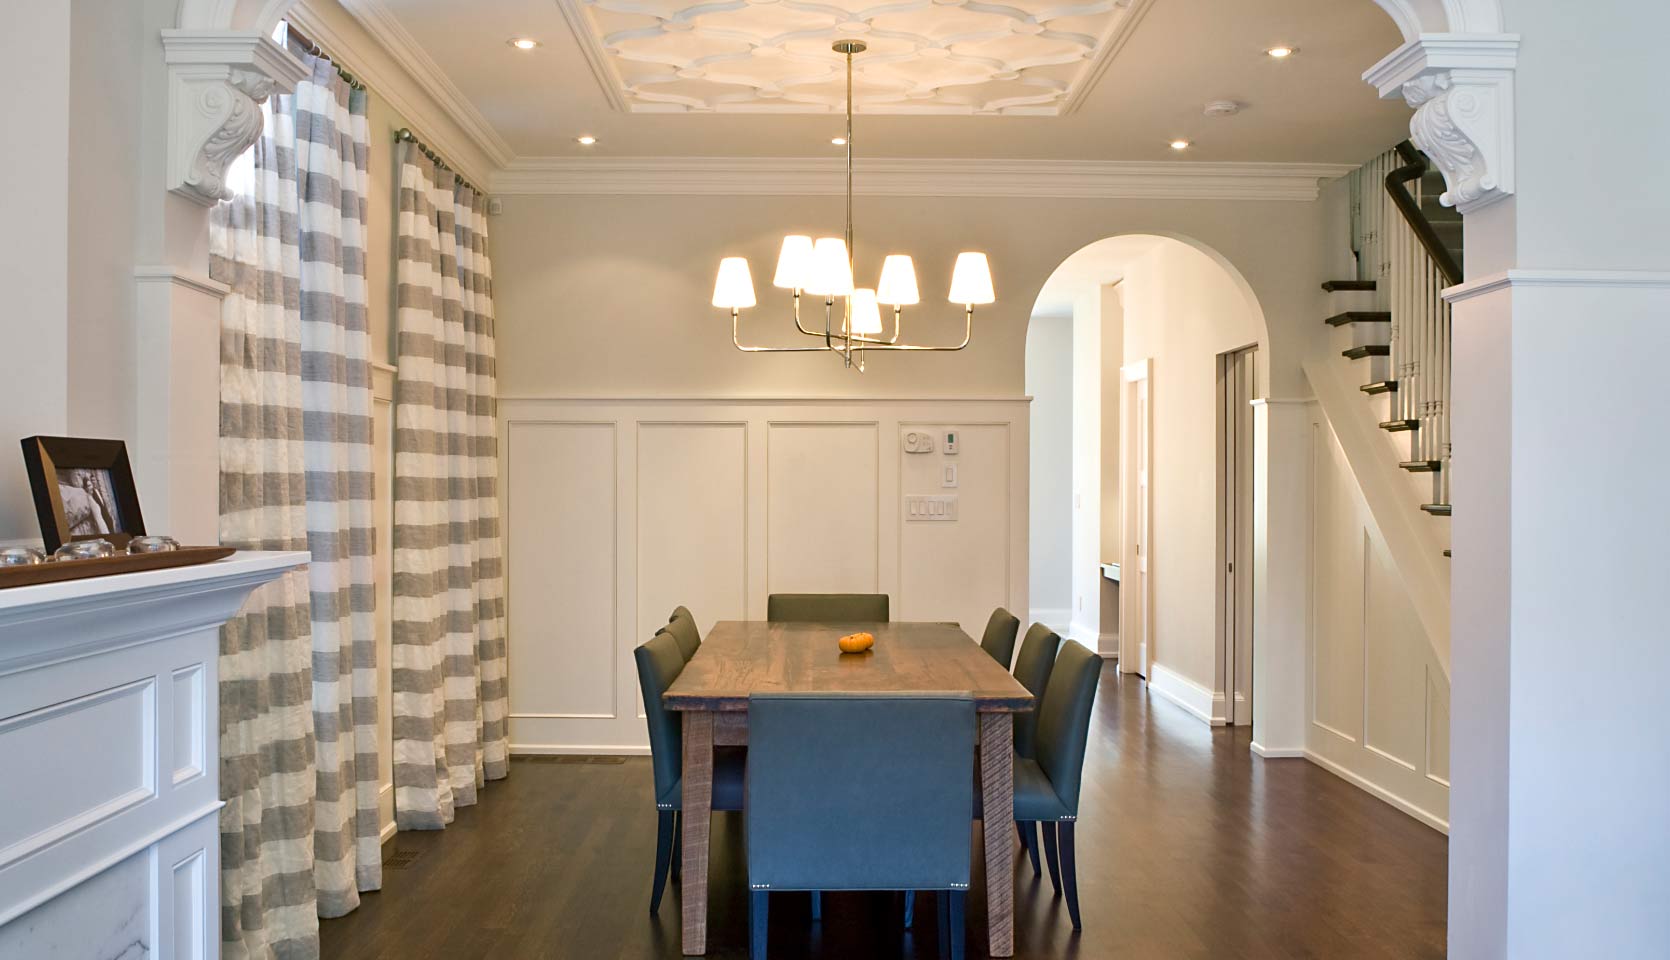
left=663, top=620, right=1034, bottom=713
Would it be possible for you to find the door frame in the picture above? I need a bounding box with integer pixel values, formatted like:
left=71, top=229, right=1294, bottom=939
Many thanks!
left=1217, top=345, right=1257, bottom=725
left=1118, top=359, right=1152, bottom=677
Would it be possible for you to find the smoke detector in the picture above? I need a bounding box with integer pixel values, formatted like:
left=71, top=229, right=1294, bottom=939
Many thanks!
left=1203, top=100, right=1242, bottom=117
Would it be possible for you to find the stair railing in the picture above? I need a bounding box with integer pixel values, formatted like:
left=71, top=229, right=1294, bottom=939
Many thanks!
left=1349, top=143, right=1457, bottom=508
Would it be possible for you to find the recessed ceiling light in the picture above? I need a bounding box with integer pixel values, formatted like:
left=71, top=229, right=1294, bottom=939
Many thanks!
left=576, top=135, right=597, bottom=146
left=1265, top=45, right=1296, bottom=58
left=509, top=38, right=540, bottom=50
left=831, top=137, right=848, bottom=146
left=1170, top=139, right=1191, bottom=151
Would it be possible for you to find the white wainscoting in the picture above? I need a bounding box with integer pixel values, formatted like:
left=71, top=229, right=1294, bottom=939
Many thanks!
left=500, top=397, right=1031, bottom=754
left=1307, top=412, right=1451, bottom=832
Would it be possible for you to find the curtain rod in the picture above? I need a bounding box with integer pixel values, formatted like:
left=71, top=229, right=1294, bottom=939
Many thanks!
left=280, top=23, right=365, bottom=92
left=395, top=128, right=484, bottom=196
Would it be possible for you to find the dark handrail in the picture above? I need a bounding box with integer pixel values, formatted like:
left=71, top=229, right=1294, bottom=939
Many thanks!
left=1386, top=141, right=1462, bottom=287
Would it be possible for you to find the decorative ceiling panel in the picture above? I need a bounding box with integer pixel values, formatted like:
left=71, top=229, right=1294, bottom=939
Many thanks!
left=556, top=0, right=1144, bottom=115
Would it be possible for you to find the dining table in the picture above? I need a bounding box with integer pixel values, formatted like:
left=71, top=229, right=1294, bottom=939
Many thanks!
left=663, top=619, right=1035, bottom=957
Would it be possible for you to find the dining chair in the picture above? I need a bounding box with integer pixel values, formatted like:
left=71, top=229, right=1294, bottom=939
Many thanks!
left=746, top=692, right=976, bottom=960
left=633, top=631, right=745, bottom=914
left=659, top=605, right=702, bottom=661
left=978, top=607, right=1021, bottom=669
left=1012, top=623, right=1062, bottom=759
left=1008, top=640, right=1103, bottom=930
left=765, top=593, right=889, bottom=623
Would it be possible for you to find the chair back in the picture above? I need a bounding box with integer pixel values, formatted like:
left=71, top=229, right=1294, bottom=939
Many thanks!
left=766, top=593, right=889, bottom=623
left=660, top=606, right=702, bottom=661
left=1012, top=623, right=1062, bottom=758
left=1035, top=641, right=1103, bottom=816
left=978, top=607, right=1021, bottom=669
left=746, top=693, right=975, bottom=892
left=633, top=632, right=686, bottom=803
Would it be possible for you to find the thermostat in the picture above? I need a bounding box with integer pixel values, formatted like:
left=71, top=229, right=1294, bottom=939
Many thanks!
left=943, top=431, right=959, bottom=455
left=904, top=431, right=935, bottom=454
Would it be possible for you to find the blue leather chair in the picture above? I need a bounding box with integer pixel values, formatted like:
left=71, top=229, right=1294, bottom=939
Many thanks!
left=990, top=640, right=1103, bottom=930
left=746, top=692, right=976, bottom=960
left=633, top=632, right=745, bottom=914
left=1009, top=623, right=1062, bottom=875
left=766, top=593, right=889, bottom=623
left=659, top=605, right=702, bottom=661
left=978, top=607, right=1022, bottom=669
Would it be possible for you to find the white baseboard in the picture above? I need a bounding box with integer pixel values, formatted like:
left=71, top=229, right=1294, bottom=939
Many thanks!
left=1147, top=663, right=1227, bottom=726
left=1250, top=741, right=1305, bottom=759
left=380, top=818, right=398, bottom=844
left=1097, top=632, right=1119, bottom=658
left=378, top=783, right=396, bottom=844
left=510, top=743, right=652, bottom=756
left=1029, top=608, right=1071, bottom=633
left=1303, top=749, right=1450, bottom=834
left=1065, top=620, right=1100, bottom=649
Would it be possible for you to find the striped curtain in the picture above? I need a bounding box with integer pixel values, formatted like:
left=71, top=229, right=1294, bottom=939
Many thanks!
left=210, top=50, right=381, bottom=959
left=391, top=145, right=509, bottom=830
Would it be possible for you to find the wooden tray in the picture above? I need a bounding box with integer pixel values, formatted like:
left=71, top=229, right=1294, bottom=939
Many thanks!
left=0, top=546, right=237, bottom=589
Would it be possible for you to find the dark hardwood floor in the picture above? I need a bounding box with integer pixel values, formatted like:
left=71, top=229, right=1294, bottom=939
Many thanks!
left=321, top=665, right=1447, bottom=959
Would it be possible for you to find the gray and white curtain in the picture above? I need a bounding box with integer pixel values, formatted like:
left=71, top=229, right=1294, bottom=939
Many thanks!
left=210, top=51, right=380, bottom=959
left=391, top=147, right=509, bottom=829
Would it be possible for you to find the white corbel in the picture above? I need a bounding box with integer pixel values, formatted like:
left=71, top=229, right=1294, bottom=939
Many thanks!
left=1364, top=34, right=1519, bottom=215
left=162, top=30, right=309, bottom=206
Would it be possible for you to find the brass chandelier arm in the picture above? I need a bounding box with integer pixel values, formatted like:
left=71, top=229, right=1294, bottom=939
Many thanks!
left=732, top=309, right=839, bottom=352
left=842, top=305, right=973, bottom=351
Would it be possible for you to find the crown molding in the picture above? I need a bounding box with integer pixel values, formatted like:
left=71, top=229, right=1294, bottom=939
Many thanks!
left=1061, top=0, right=1157, bottom=115
left=490, top=157, right=1354, bottom=200
left=282, top=0, right=509, bottom=182
left=1443, top=270, right=1670, bottom=304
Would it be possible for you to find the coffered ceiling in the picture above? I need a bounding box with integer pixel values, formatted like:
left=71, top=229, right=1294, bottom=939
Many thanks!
left=342, top=0, right=1414, bottom=162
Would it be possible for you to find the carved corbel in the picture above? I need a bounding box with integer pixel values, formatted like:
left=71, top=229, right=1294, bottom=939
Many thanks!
left=1364, top=35, right=1519, bottom=215
left=162, top=31, right=309, bottom=206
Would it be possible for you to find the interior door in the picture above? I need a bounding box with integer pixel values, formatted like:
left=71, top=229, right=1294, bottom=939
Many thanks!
left=1220, top=346, right=1256, bottom=725
left=1120, top=361, right=1152, bottom=678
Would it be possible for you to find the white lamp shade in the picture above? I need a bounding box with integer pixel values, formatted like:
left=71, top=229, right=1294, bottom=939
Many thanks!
left=876, top=254, right=920, bottom=306
left=948, top=251, right=995, bottom=305
left=712, top=256, right=757, bottom=309
left=849, top=288, right=883, bottom=334
left=773, top=235, right=814, bottom=289
left=805, top=237, right=854, bottom=296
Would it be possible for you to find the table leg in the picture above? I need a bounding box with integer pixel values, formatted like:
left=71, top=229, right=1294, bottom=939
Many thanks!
left=980, top=712, right=1015, bottom=957
left=681, top=710, right=714, bottom=955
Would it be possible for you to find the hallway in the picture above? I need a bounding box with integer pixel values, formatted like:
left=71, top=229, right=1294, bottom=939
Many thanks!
left=320, top=665, right=1445, bottom=959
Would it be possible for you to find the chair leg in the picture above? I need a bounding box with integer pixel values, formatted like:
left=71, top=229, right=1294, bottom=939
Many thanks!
left=809, top=890, right=822, bottom=921
left=1041, top=821, right=1062, bottom=894
left=1059, top=822, right=1082, bottom=930
left=750, top=890, right=769, bottom=960
left=1018, top=821, right=1041, bottom=877
left=671, top=812, right=682, bottom=884
left=937, top=894, right=950, bottom=960
left=650, top=810, right=675, bottom=914
left=948, top=890, right=966, bottom=960
left=903, top=890, right=914, bottom=928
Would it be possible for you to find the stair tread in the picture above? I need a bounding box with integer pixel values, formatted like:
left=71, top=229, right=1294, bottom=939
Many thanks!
left=1442, top=549, right=1452, bottom=558
left=1343, top=344, right=1391, bottom=359
left=1400, top=460, right=1442, bottom=473
left=1321, top=280, right=1377, bottom=292
left=1380, top=419, right=1420, bottom=432
left=1422, top=503, right=1453, bottom=516
left=1361, top=380, right=1398, bottom=395
left=1325, top=310, right=1391, bottom=327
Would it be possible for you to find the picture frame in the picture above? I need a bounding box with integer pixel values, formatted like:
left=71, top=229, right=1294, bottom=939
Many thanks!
left=21, top=436, right=147, bottom=553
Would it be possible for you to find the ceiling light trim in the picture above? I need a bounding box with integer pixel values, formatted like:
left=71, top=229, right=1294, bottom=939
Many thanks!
left=491, top=157, right=1353, bottom=200
left=1059, top=0, right=1156, bottom=115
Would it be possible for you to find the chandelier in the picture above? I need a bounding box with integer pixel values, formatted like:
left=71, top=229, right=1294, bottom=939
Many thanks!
left=711, top=39, right=995, bottom=372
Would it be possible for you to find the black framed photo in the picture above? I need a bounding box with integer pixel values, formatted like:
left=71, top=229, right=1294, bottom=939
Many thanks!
left=21, top=436, right=147, bottom=553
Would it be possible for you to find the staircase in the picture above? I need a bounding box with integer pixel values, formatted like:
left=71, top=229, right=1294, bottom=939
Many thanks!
left=1321, top=142, right=1458, bottom=553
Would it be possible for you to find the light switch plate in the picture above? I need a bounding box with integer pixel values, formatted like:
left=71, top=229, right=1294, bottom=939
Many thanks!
left=905, top=495, right=958, bottom=521
left=942, top=464, right=958, bottom=488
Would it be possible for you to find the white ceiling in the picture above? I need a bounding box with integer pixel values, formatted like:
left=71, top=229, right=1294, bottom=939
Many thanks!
left=1030, top=234, right=1163, bottom=318
left=560, top=0, right=1143, bottom=116
left=364, top=0, right=1413, bottom=161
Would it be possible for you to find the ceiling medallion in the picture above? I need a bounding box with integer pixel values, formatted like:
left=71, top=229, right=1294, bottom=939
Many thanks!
left=711, top=40, right=994, bottom=373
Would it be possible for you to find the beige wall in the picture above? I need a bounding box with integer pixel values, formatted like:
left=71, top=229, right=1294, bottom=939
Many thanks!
left=1121, top=239, right=1264, bottom=694
left=489, top=193, right=1337, bottom=401
left=1024, top=315, right=1073, bottom=625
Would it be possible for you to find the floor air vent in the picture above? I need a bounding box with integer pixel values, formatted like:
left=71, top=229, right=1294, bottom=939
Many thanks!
left=384, top=850, right=422, bottom=869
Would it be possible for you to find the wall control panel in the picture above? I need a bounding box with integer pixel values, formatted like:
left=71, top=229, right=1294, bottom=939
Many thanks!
left=903, top=431, right=936, bottom=454
left=905, top=495, right=958, bottom=521
left=943, top=431, right=958, bottom=454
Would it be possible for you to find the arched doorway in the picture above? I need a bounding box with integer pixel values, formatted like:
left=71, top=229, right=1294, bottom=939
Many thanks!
left=1026, top=233, right=1270, bottom=728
